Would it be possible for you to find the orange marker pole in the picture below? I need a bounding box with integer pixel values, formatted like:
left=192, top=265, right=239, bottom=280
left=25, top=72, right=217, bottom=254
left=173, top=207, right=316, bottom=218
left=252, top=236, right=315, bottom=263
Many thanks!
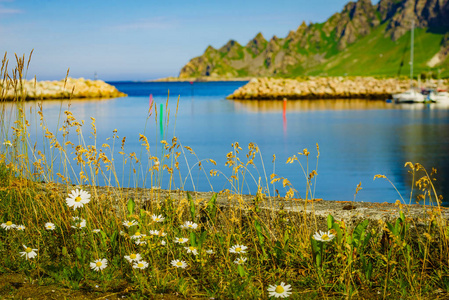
left=283, top=98, right=287, bottom=118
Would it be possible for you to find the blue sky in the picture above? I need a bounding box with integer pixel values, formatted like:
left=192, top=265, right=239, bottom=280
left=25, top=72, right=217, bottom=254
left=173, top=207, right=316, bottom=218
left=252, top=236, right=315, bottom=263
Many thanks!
left=1, top=0, right=379, bottom=81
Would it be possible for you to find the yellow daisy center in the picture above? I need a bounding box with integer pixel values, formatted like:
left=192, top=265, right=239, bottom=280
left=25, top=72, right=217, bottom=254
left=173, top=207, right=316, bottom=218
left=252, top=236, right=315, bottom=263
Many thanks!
left=236, top=247, right=241, bottom=252
left=188, top=224, right=193, bottom=227
left=75, top=196, right=82, bottom=202
left=135, top=232, right=141, bottom=236
left=6, top=221, right=12, bottom=226
left=179, top=238, right=184, bottom=242
left=189, top=247, right=195, bottom=251
left=138, top=263, right=143, bottom=268
left=322, top=234, right=329, bottom=240
left=96, top=261, right=102, bottom=267
left=130, top=254, right=136, bottom=259
left=275, top=285, right=284, bottom=293
left=176, top=261, right=183, bottom=266
left=25, top=247, right=32, bottom=253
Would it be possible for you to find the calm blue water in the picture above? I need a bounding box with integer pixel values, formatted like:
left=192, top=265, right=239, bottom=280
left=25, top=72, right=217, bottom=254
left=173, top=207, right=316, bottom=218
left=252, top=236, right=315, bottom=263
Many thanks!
left=4, top=81, right=449, bottom=205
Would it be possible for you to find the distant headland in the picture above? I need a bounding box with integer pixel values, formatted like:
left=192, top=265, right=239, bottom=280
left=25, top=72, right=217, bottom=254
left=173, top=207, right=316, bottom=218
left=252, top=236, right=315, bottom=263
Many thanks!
left=1, top=77, right=127, bottom=101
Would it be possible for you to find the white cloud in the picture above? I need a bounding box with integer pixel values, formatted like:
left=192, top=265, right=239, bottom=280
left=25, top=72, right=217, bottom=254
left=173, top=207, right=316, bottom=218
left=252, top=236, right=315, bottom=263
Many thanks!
left=0, top=6, right=22, bottom=14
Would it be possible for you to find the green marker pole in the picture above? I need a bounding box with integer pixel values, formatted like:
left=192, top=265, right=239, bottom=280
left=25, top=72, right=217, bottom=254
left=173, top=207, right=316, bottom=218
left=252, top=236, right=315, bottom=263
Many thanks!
left=160, top=103, right=164, bottom=138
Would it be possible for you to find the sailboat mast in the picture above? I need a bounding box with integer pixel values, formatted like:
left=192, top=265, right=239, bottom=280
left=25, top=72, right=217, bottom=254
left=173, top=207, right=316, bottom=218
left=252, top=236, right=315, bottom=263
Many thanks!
left=410, top=19, right=414, bottom=88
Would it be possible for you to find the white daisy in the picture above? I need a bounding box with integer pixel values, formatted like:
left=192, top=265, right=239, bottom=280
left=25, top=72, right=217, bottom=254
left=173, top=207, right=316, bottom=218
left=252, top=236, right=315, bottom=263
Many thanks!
left=3, top=140, right=12, bottom=147
left=267, top=282, right=292, bottom=298
left=151, top=214, right=165, bottom=222
left=160, top=240, right=167, bottom=246
left=184, top=246, right=198, bottom=255
left=131, top=231, right=146, bottom=239
left=16, top=225, right=25, bottom=231
left=149, top=230, right=160, bottom=236
left=135, top=239, right=147, bottom=245
left=90, top=258, right=108, bottom=271
left=20, top=245, right=38, bottom=260
left=229, top=244, right=248, bottom=254
left=180, top=221, right=198, bottom=230
left=71, top=218, right=86, bottom=229
left=133, top=260, right=149, bottom=270
left=171, top=259, right=187, bottom=269
left=313, top=230, right=335, bottom=242
left=206, top=249, right=214, bottom=254
left=174, top=237, right=189, bottom=244
left=92, top=229, right=101, bottom=233
left=1, top=221, right=16, bottom=230
left=66, top=189, right=91, bottom=210
left=45, top=222, right=56, bottom=230
left=123, top=220, right=138, bottom=228
left=124, top=253, right=142, bottom=263
left=234, top=257, right=247, bottom=265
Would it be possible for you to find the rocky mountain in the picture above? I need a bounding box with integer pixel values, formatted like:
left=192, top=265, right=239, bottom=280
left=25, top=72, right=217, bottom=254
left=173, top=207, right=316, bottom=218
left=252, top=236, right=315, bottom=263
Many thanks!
left=179, top=0, right=449, bottom=78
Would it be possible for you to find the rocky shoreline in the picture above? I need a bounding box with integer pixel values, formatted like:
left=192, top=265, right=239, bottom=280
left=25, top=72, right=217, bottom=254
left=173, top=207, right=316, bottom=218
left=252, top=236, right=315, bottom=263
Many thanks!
left=1, top=77, right=126, bottom=101
left=152, top=76, right=251, bottom=82
left=227, top=76, right=449, bottom=100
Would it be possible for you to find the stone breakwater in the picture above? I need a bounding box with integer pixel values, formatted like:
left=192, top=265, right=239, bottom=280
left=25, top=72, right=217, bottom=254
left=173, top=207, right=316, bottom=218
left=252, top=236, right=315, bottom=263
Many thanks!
left=40, top=182, right=448, bottom=231
left=1, top=77, right=126, bottom=100
left=227, top=77, right=449, bottom=100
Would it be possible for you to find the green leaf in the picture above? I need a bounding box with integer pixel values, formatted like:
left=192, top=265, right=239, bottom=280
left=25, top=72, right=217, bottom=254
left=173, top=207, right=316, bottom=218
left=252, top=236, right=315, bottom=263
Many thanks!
left=352, top=219, right=369, bottom=248
left=190, top=231, right=197, bottom=247
left=237, top=264, right=246, bottom=277
left=327, top=214, right=334, bottom=230
left=310, top=235, right=321, bottom=268
left=127, top=198, right=136, bottom=216
left=198, top=231, right=207, bottom=248
left=207, top=193, right=217, bottom=222
left=331, top=222, right=343, bottom=244
left=100, top=231, right=108, bottom=247
left=62, top=246, right=68, bottom=256
left=75, top=247, right=82, bottom=260
left=254, top=219, right=265, bottom=245
left=187, top=192, right=196, bottom=220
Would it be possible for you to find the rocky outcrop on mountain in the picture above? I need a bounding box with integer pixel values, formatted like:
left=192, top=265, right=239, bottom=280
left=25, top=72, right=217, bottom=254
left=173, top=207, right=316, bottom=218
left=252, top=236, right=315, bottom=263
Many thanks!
left=0, top=78, right=126, bottom=101
left=179, top=0, right=449, bottom=79
left=227, top=77, right=449, bottom=100
left=334, top=0, right=379, bottom=49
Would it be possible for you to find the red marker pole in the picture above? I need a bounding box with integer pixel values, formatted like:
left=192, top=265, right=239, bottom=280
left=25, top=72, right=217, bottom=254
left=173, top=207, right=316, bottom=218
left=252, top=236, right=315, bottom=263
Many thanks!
left=149, top=94, right=154, bottom=115
left=283, top=98, right=287, bottom=135
left=283, top=98, right=287, bottom=118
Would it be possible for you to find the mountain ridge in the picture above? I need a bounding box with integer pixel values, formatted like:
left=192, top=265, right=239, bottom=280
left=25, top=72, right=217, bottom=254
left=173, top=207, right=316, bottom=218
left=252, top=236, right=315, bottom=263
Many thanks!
left=179, top=0, right=449, bottom=78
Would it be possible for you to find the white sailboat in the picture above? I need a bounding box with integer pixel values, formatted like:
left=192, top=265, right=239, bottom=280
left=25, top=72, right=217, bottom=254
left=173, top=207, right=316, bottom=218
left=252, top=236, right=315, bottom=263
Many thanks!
left=393, top=20, right=426, bottom=103
left=428, top=90, right=449, bottom=103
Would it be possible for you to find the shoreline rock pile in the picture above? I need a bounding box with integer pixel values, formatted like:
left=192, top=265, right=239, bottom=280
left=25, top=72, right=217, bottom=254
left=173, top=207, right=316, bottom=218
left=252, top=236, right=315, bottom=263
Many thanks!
left=227, top=77, right=449, bottom=100
left=1, top=77, right=126, bottom=101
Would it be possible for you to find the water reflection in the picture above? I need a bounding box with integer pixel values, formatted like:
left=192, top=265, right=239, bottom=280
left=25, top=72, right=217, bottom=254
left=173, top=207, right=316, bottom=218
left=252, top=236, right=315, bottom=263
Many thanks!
left=232, top=98, right=449, bottom=113
left=232, top=99, right=393, bottom=112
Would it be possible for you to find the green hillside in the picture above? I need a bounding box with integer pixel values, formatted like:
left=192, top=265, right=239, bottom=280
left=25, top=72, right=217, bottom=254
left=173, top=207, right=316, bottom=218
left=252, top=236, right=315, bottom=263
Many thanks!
left=179, top=0, right=449, bottom=79
left=307, top=24, right=446, bottom=77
